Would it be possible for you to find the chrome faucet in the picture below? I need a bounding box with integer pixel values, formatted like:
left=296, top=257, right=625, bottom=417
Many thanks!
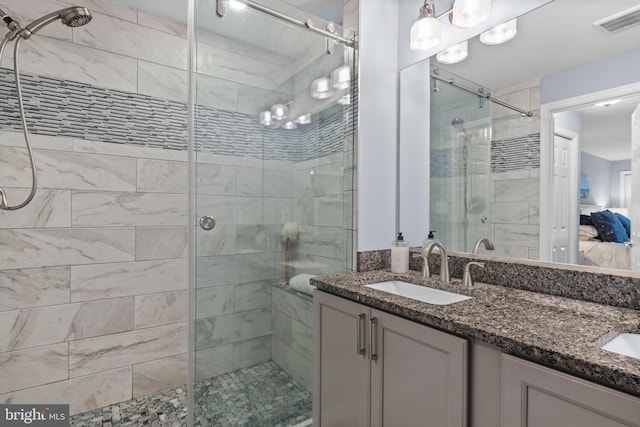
left=472, top=238, right=494, bottom=254
left=422, top=241, right=449, bottom=282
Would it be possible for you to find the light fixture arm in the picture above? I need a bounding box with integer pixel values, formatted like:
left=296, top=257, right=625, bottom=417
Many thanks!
left=419, top=0, right=436, bottom=19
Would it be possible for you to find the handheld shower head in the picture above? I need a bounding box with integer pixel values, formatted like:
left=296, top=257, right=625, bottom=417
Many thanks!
left=60, top=7, right=92, bottom=28
left=22, top=6, right=92, bottom=38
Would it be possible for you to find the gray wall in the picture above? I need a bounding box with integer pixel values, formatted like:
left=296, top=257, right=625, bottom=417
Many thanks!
left=580, top=152, right=611, bottom=207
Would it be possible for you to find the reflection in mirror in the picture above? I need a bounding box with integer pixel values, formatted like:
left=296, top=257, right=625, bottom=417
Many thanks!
left=410, top=0, right=640, bottom=272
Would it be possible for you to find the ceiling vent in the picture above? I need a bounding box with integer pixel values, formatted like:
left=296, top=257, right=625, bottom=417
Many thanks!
left=594, top=5, right=640, bottom=33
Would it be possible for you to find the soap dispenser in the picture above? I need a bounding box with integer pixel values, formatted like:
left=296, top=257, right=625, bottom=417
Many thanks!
left=423, top=230, right=438, bottom=247
left=391, top=232, right=409, bottom=274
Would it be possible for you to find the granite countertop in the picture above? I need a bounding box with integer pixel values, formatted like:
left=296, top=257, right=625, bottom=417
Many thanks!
left=311, top=269, right=640, bottom=397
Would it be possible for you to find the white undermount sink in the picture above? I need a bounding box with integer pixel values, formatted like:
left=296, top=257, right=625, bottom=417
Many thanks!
left=365, top=281, right=472, bottom=305
left=601, top=333, right=640, bottom=360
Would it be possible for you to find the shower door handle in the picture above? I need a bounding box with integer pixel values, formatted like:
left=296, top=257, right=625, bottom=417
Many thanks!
left=199, top=216, right=216, bottom=230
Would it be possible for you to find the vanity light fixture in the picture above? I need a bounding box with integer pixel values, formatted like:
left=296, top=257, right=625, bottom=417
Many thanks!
left=337, top=93, right=351, bottom=105
left=410, top=0, right=441, bottom=51
left=310, top=77, right=334, bottom=99
left=451, top=0, right=491, bottom=28
left=330, top=65, right=350, bottom=90
left=283, top=121, right=297, bottom=130
left=436, top=40, right=468, bottom=64
left=480, top=18, right=517, bottom=44
left=271, top=103, right=288, bottom=120
left=228, top=0, right=247, bottom=10
left=595, top=99, right=621, bottom=107
left=259, top=110, right=273, bottom=126
left=295, top=114, right=311, bottom=124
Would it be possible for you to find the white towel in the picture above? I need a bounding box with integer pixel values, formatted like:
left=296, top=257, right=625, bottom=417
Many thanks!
left=289, top=274, right=317, bottom=295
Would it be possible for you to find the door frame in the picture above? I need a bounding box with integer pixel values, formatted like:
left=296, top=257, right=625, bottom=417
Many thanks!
left=540, top=82, right=640, bottom=262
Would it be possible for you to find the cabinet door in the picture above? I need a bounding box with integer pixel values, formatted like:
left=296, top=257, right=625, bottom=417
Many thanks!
left=370, top=309, right=468, bottom=427
left=313, top=291, right=371, bottom=427
left=503, top=355, right=640, bottom=427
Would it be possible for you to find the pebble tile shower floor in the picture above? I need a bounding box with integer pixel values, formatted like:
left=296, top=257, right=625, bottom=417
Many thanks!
left=69, top=362, right=312, bottom=427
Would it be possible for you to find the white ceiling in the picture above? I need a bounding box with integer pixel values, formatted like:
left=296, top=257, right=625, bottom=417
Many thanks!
left=576, top=95, right=640, bottom=161
left=435, top=0, right=640, bottom=162
left=439, top=0, right=640, bottom=90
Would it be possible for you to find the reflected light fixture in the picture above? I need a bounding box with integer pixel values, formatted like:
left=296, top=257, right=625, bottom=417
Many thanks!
left=331, top=65, right=350, bottom=90
left=338, top=94, right=351, bottom=105
left=228, top=0, right=247, bottom=10
left=283, top=121, right=297, bottom=130
left=480, top=18, right=517, bottom=44
left=451, top=0, right=491, bottom=28
left=436, top=40, right=468, bottom=64
left=311, top=77, right=334, bottom=99
left=410, top=0, right=441, bottom=51
left=295, top=114, right=311, bottom=124
left=271, top=103, right=288, bottom=120
left=259, top=110, right=272, bottom=126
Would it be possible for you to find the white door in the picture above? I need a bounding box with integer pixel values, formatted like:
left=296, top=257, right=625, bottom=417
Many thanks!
left=630, top=104, right=640, bottom=271
left=551, top=133, right=577, bottom=264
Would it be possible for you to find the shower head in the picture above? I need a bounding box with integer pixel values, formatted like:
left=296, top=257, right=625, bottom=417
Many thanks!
left=60, top=7, right=93, bottom=28
left=22, top=7, right=92, bottom=38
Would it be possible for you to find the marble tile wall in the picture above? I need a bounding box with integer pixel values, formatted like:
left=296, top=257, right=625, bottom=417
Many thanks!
left=489, top=79, right=541, bottom=259
left=0, top=134, right=190, bottom=412
left=271, top=284, right=313, bottom=392
left=0, top=0, right=355, bottom=413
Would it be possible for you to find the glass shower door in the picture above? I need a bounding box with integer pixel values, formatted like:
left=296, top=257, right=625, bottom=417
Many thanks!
left=430, top=67, right=491, bottom=253
left=190, top=1, right=355, bottom=425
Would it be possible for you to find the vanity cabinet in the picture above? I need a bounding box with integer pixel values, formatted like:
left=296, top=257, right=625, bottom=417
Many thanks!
left=502, top=355, right=640, bottom=427
left=313, top=290, right=468, bottom=427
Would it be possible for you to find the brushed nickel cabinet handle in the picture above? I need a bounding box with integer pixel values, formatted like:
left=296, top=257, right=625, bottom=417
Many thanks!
left=356, top=313, right=366, bottom=355
left=370, top=317, right=378, bottom=361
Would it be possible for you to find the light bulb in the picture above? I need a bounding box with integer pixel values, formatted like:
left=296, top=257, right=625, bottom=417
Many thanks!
left=331, top=65, right=350, bottom=90
left=480, top=18, right=517, bottom=45
left=311, top=77, right=333, bottom=99
left=295, top=114, right=311, bottom=124
left=451, top=0, right=491, bottom=28
left=338, top=94, right=351, bottom=105
left=259, top=110, right=272, bottom=126
left=228, top=0, right=247, bottom=10
left=271, top=103, right=288, bottom=120
left=436, top=40, right=468, bottom=64
left=410, top=2, right=441, bottom=51
left=283, top=121, right=297, bottom=130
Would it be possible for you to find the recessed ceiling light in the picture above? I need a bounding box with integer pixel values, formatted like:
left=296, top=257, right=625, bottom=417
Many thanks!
left=595, top=99, right=622, bottom=107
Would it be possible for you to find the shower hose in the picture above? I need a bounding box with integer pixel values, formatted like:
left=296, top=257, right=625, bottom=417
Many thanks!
left=0, top=35, right=38, bottom=210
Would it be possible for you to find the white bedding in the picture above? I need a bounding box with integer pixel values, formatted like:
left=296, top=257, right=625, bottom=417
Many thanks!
left=579, top=240, right=631, bottom=270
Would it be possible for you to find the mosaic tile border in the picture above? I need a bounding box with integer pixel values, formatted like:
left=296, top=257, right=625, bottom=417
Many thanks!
left=0, top=68, right=348, bottom=162
left=431, top=133, right=540, bottom=178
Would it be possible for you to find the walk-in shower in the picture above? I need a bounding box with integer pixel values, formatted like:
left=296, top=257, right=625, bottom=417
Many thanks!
left=0, top=6, right=92, bottom=210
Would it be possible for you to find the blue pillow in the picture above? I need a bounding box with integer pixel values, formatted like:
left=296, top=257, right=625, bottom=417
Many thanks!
left=614, top=212, right=631, bottom=239
left=590, top=210, right=628, bottom=243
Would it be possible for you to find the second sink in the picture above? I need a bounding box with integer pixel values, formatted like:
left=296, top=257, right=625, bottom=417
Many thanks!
left=365, top=281, right=472, bottom=305
left=602, top=333, right=640, bottom=360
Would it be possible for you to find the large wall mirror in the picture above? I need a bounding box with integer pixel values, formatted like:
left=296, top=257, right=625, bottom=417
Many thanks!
left=400, top=0, right=640, bottom=273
